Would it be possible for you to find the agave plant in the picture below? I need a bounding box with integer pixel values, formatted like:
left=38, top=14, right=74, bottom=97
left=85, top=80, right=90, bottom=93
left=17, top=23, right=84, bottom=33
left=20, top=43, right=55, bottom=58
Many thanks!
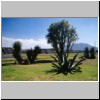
left=51, top=53, right=85, bottom=75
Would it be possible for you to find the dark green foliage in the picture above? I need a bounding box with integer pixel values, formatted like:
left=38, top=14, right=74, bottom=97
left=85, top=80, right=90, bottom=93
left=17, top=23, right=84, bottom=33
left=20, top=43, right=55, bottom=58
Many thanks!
left=26, top=49, right=34, bottom=64
left=33, top=46, right=41, bottom=61
left=12, top=41, right=23, bottom=64
left=26, top=46, right=41, bottom=64
left=84, top=47, right=89, bottom=58
left=90, top=47, right=96, bottom=59
left=96, top=50, right=98, bottom=53
left=51, top=53, right=85, bottom=75
left=46, top=20, right=85, bottom=75
left=84, top=47, right=96, bottom=59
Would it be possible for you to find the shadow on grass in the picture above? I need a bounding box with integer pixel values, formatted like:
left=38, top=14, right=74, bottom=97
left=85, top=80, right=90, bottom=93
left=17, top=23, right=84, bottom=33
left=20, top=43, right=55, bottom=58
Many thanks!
left=45, top=69, right=70, bottom=76
left=2, top=59, right=55, bottom=66
left=45, top=68, right=82, bottom=76
left=2, top=62, right=16, bottom=66
left=45, top=69, right=60, bottom=76
left=34, top=60, right=55, bottom=64
left=2, top=59, right=15, bottom=62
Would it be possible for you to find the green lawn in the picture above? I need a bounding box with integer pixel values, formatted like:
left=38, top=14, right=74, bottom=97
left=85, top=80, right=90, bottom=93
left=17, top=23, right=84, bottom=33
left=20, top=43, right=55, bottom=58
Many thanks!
left=2, top=53, right=98, bottom=81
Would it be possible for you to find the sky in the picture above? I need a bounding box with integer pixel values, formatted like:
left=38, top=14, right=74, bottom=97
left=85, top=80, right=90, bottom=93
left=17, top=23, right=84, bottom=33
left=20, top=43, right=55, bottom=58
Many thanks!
left=2, top=18, right=98, bottom=49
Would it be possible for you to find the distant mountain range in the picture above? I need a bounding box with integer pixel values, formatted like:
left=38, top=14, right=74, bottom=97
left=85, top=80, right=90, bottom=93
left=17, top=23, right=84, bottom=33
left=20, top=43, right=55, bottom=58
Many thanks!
left=66, top=43, right=98, bottom=51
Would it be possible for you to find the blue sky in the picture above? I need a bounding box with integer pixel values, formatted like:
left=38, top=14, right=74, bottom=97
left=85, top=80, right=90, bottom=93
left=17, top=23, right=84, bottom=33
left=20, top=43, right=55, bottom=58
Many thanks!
left=2, top=18, right=98, bottom=49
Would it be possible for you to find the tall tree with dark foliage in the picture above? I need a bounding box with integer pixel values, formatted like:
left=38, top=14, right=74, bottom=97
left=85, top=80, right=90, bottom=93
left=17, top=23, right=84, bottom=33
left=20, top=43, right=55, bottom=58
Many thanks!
left=46, top=20, right=85, bottom=75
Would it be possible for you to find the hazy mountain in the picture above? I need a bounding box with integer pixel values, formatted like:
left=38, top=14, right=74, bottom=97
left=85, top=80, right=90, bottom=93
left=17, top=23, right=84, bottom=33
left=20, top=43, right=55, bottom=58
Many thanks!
left=66, top=43, right=98, bottom=51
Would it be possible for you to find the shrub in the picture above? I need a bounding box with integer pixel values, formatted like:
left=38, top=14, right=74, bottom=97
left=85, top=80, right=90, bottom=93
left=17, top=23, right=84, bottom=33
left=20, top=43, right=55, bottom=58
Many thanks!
left=84, top=47, right=89, bottom=58
left=90, top=47, right=96, bottom=59
left=12, top=41, right=23, bottom=64
left=26, top=46, right=41, bottom=64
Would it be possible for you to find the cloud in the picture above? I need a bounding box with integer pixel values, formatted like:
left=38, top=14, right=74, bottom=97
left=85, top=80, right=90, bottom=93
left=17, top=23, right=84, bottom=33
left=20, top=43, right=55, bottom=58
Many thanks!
left=2, top=37, right=52, bottom=49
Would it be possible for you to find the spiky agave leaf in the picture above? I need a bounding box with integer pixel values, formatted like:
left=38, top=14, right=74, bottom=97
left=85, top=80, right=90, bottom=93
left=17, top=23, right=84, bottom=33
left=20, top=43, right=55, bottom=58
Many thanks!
left=71, top=66, right=82, bottom=73
left=70, top=58, right=85, bottom=71
left=51, top=55, right=58, bottom=62
left=54, top=54, right=61, bottom=62
left=69, top=53, right=79, bottom=68
left=52, top=62, right=60, bottom=69
left=66, top=54, right=85, bottom=73
left=74, top=58, right=85, bottom=68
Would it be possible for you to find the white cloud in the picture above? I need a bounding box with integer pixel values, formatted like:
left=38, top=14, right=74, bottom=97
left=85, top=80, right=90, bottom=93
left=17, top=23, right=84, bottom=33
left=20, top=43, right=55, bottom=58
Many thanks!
left=2, top=37, right=52, bottom=49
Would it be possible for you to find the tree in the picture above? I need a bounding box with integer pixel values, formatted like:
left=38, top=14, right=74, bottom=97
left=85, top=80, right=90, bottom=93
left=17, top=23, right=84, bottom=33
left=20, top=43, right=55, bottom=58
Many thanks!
left=90, top=47, right=96, bottom=59
left=84, top=47, right=89, bottom=58
left=26, top=46, right=41, bottom=64
left=13, top=41, right=23, bottom=64
left=46, top=20, right=85, bottom=75
left=26, top=48, right=33, bottom=64
left=33, top=46, right=41, bottom=61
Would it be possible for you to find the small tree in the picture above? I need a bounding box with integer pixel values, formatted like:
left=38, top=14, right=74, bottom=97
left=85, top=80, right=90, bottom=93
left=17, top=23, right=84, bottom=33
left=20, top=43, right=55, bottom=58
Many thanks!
left=33, top=46, right=41, bottom=61
left=84, top=47, right=89, bottom=58
left=26, top=48, right=33, bottom=64
left=26, top=46, right=41, bottom=64
left=13, top=41, right=23, bottom=64
left=90, top=47, right=96, bottom=59
left=46, top=20, right=85, bottom=75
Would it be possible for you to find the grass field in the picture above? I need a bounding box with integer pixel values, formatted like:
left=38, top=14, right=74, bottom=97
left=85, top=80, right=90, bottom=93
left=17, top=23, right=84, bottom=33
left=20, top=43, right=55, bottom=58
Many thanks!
left=2, top=53, right=98, bottom=81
